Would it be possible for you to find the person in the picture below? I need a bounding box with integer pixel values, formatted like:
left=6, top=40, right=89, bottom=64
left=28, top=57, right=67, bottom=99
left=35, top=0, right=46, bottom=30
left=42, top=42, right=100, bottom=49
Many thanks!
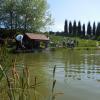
left=15, top=34, right=24, bottom=50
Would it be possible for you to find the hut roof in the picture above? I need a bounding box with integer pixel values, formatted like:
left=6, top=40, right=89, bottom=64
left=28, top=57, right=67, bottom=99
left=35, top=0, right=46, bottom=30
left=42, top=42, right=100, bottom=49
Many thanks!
left=25, top=33, right=49, bottom=41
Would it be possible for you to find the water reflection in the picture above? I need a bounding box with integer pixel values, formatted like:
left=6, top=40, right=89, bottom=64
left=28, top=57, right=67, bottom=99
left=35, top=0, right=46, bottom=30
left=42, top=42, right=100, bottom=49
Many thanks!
left=63, top=50, right=100, bottom=81
left=14, top=49, right=100, bottom=82
left=13, top=49, right=100, bottom=100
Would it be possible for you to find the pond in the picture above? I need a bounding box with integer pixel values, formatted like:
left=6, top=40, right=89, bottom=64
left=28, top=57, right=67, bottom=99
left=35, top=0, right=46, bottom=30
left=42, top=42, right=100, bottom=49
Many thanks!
left=14, top=49, right=100, bottom=100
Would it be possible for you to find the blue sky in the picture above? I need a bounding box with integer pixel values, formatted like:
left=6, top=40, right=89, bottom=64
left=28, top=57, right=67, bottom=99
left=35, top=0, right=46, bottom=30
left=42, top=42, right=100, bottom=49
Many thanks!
left=47, top=0, right=100, bottom=32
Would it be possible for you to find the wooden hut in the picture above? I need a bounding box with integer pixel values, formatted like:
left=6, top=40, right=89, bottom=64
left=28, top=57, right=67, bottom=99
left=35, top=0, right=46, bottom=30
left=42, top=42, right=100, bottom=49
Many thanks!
left=23, top=33, right=49, bottom=49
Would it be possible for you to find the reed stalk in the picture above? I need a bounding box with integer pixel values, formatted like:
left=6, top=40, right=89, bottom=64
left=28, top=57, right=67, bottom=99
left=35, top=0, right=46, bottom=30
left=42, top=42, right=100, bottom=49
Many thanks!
left=0, top=46, right=59, bottom=100
left=51, top=66, right=56, bottom=100
left=0, top=64, right=14, bottom=100
left=34, top=76, right=37, bottom=100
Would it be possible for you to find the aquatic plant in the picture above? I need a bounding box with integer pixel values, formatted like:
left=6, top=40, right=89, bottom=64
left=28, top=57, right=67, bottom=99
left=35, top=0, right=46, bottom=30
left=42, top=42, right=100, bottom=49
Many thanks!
left=51, top=65, right=56, bottom=100
left=0, top=46, right=59, bottom=100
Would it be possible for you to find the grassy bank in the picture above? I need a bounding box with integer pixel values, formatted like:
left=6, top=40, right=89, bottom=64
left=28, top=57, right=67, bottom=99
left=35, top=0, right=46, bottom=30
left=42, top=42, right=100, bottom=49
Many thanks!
left=49, top=35, right=100, bottom=49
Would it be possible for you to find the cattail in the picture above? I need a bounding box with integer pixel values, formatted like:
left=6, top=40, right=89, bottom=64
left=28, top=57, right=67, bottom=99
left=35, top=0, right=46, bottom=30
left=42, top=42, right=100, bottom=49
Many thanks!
left=12, top=67, right=19, bottom=80
left=24, top=66, right=29, bottom=78
left=15, top=70, right=19, bottom=80
left=24, top=66, right=29, bottom=86
left=12, top=59, right=19, bottom=80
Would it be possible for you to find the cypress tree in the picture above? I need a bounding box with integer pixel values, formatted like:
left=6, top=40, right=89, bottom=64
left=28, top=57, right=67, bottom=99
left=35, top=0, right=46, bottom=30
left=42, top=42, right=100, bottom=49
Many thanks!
left=93, top=22, right=96, bottom=36
left=87, top=22, right=92, bottom=36
left=73, top=20, right=77, bottom=36
left=77, top=21, right=81, bottom=37
left=64, top=20, right=68, bottom=35
left=82, top=24, right=85, bottom=37
left=96, top=22, right=100, bottom=37
left=69, top=21, right=72, bottom=36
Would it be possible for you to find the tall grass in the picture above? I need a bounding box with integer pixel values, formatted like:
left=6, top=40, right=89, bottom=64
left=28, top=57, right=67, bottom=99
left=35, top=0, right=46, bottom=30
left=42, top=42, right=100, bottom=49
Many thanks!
left=0, top=57, right=58, bottom=100
left=0, top=46, right=59, bottom=100
left=0, top=60, right=40, bottom=100
left=0, top=45, right=11, bottom=81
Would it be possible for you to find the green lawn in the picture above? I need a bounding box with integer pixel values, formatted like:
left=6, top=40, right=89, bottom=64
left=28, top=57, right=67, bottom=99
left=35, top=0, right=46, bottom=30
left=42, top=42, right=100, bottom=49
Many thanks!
left=49, top=35, right=100, bottom=49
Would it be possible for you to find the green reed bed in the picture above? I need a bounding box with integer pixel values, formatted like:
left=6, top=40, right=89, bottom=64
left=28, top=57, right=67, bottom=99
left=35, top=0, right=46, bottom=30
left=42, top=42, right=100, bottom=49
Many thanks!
left=0, top=63, right=58, bottom=100
left=0, top=47, right=57, bottom=100
left=0, top=61, right=42, bottom=100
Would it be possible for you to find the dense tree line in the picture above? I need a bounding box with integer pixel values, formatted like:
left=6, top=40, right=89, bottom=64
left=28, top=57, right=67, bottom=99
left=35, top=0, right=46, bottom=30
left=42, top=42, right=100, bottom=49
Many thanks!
left=64, top=20, right=100, bottom=40
left=0, top=0, right=52, bottom=38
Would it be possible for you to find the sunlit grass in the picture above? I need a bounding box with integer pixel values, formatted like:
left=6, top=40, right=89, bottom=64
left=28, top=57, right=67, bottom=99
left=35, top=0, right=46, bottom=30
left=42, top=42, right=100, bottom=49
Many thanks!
left=49, top=35, right=100, bottom=49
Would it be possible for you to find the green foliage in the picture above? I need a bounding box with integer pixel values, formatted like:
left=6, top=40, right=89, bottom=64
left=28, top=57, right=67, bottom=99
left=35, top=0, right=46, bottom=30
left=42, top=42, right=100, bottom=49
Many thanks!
left=0, top=56, right=58, bottom=100
left=63, top=20, right=100, bottom=39
left=96, top=36, right=100, bottom=41
left=49, top=35, right=64, bottom=44
left=49, top=35, right=100, bottom=48
left=0, top=45, right=12, bottom=80
left=78, top=39, right=97, bottom=47
left=0, top=0, right=52, bottom=33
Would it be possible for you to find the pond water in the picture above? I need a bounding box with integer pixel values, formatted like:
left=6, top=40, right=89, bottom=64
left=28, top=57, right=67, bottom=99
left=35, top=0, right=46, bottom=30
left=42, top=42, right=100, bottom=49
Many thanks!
left=14, top=49, right=100, bottom=100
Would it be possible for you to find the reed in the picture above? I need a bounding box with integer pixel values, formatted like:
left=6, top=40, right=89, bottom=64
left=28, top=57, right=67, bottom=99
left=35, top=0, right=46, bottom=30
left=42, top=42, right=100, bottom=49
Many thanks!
left=53, top=65, right=56, bottom=80
left=0, top=60, right=41, bottom=100
left=34, top=76, right=37, bottom=100
left=0, top=46, right=11, bottom=81
left=51, top=66, right=56, bottom=100
left=0, top=64, right=14, bottom=100
left=0, top=46, right=59, bottom=100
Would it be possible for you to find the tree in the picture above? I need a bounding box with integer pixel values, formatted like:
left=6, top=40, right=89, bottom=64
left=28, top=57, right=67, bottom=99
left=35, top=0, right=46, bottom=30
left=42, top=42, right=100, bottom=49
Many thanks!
left=64, top=19, right=68, bottom=35
left=69, top=21, right=72, bottom=36
left=0, top=0, right=17, bottom=29
left=93, top=22, right=96, bottom=36
left=0, top=0, right=52, bottom=36
left=82, top=24, right=85, bottom=37
left=96, top=22, right=100, bottom=37
left=87, top=22, right=92, bottom=36
left=73, top=20, right=77, bottom=36
left=77, top=21, right=81, bottom=37
left=20, top=0, right=52, bottom=32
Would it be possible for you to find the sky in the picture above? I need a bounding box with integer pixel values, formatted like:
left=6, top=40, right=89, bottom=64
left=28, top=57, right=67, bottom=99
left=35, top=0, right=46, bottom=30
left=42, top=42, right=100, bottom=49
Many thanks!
left=47, top=0, right=100, bottom=32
